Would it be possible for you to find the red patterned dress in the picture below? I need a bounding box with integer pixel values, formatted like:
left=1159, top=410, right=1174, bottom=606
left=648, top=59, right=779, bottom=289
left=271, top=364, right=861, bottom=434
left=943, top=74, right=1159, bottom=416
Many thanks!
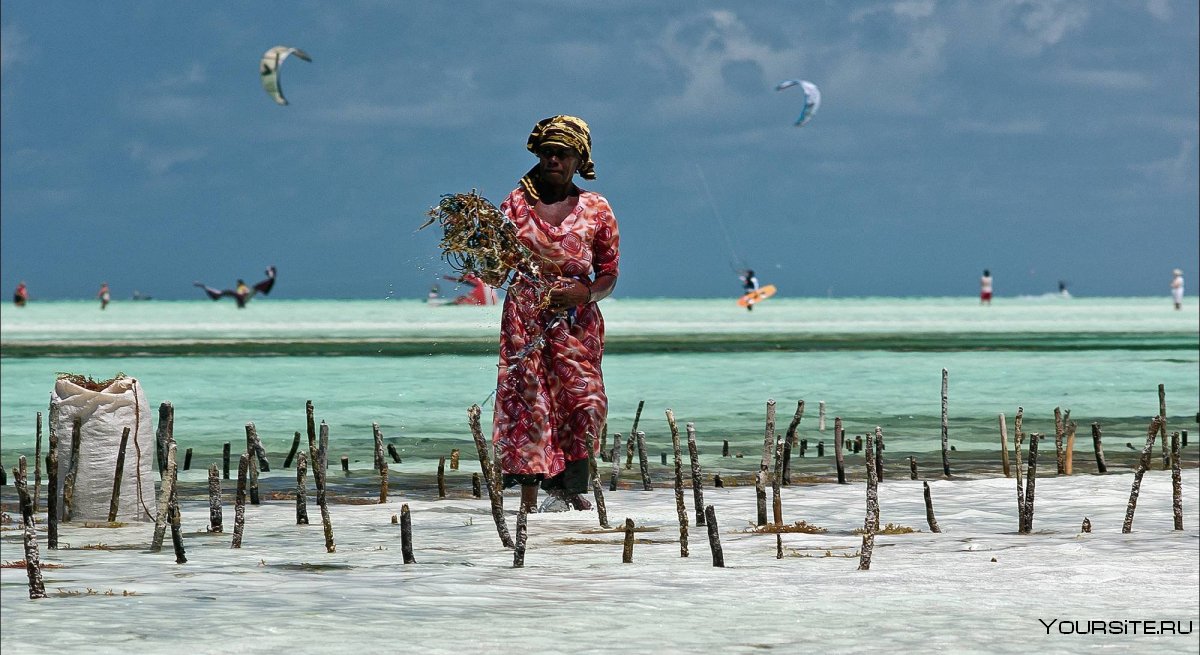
left=491, top=186, right=620, bottom=490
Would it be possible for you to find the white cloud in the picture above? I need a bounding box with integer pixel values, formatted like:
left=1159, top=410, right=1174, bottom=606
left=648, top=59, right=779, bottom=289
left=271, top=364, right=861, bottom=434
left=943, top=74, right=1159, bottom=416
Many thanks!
left=850, top=0, right=936, bottom=22
left=160, top=63, right=207, bottom=88
left=1, top=24, right=29, bottom=73
left=1145, top=0, right=1172, bottom=21
left=126, top=141, right=208, bottom=175
left=947, top=118, right=1046, bottom=135
left=1050, top=67, right=1153, bottom=90
left=1009, top=0, right=1091, bottom=53
left=1131, top=138, right=1198, bottom=190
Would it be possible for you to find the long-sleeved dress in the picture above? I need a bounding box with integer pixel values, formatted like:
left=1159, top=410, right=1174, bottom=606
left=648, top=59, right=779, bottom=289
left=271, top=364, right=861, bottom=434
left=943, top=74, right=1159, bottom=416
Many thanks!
left=491, top=186, right=620, bottom=492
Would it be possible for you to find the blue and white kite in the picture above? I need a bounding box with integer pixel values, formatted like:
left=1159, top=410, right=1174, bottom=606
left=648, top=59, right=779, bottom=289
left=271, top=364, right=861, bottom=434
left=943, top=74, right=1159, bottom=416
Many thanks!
left=775, top=79, right=821, bottom=127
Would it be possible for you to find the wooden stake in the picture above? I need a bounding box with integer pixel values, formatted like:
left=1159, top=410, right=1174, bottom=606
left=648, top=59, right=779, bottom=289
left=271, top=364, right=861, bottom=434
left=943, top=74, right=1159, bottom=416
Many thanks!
left=512, top=508, right=528, bottom=568
left=169, top=484, right=187, bottom=564
left=704, top=505, right=724, bottom=567
left=622, top=517, right=635, bottom=563
left=1081, top=517, right=1092, bottom=533
left=388, top=443, right=402, bottom=464
left=436, top=456, right=446, bottom=498
left=722, top=440, right=729, bottom=457
left=1171, top=431, right=1183, bottom=531
left=1021, top=433, right=1040, bottom=534
left=784, top=400, right=805, bottom=448
left=151, top=442, right=178, bottom=552
left=858, top=430, right=879, bottom=571
left=467, top=404, right=513, bottom=548
left=1064, top=420, right=1076, bottom=475
left=245, top=423, right=261, bottom=505
left=107, top=426, right=130, bottom=522
left=609, top=432, right=623, bottom=491
left=401, top=504, right=416, bottom=564
left=1158, top=383, right=1169, bottom=469
left=62, top=417, right=82, bottom=522
left=46, top=400, right=59, bottom=550
left=222, top=442, right=230, bottom=480
left=771, top=437, right=784, bottom=526
left=713, top=473, right=724, bottom=488
left=1091, top=422, right=1108, bottom=473
left=818, top=400, right=825, bottom=432
left=998, top=413, right=1011, bottom=478
left=156, top=402, right=172, bottom=474
left=232, top=453, right=248, bottom=548
left=13, top=458, right=46, bottom=599
left=284, top=431, right=301, bottom=468
left=208, top=463, right=223, bottom=533
left=33, top=411, right=42, bottom=514
left=940, top=368, right=950, bottom=477
left=586, top=431, right=609, bottom=528
left=834, top=418, right=846, bottom=484
left=1053, top=407, right=1066, bottom=474
left=1123, top=417, right=1163, bottom=533
left=863, top=427, right=880, bottom=533
left=626, top=400, right=644, bottom=469
left=1014, top=407, right=1026, bottom=532
left=636, top=431, right=652, bottom=491
left=666, top=410, right=689, bottom=557
left=472, top=472, right=481, bottom=498
left=314, top=422, right=336, bottom=552
left=755, top=469, right=768, bottom=527
left=686, top=423, right=706, bottom=526
left=909, top=456, right=918, bottom=480
left=781, top=437, right=793, bottom=486
left=776, top=533, right=783, bottom=559
left=760, top=399, right=777, bottom=472
left=373, top=423, right=388, bottom=504
left=295, top=451, right=309, bottom=525
left=816, top=441, right=824, bottom=457
left=342, top=455, right=351, bottom=476
left=922, top=481, right=941, bottom=533
left=873, top=431, right=883, bottom=483
left=183, top=448, right=193, bottom=471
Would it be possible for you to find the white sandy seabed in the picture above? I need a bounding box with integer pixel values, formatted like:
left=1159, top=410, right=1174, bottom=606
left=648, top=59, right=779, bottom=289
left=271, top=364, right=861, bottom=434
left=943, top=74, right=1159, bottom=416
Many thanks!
left=1, top=469, right=1197, bottom=655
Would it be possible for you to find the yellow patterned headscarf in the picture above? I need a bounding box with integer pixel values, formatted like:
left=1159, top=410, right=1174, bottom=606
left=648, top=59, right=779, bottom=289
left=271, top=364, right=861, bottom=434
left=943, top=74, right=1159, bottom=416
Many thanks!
left=520, top=115, right=596, bottom=202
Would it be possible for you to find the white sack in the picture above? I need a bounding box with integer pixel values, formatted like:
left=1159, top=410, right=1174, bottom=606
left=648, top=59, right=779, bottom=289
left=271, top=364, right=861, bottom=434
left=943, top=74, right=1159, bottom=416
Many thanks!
left=52, top=376, right=155, bottom=522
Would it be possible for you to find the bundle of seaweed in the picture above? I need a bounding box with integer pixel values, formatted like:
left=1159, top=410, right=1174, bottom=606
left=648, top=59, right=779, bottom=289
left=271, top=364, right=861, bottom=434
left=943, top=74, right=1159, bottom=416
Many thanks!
left=56, top=372, right=127, bottom=391
left=421, top=191, right=549, bottom=308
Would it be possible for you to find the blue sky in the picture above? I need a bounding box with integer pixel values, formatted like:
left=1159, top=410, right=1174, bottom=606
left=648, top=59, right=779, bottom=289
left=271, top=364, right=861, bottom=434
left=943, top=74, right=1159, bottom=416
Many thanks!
left=2, top=1, right=1196, bottom=300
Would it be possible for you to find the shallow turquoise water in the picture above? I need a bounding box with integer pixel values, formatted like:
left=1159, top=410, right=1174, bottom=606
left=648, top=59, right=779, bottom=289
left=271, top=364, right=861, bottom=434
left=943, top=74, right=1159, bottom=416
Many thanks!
left=2, top=297, right=1196, bottom=476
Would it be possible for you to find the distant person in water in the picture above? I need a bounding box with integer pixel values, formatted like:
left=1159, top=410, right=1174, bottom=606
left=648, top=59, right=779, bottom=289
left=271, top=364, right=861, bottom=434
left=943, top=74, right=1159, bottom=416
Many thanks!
left=1058, top=280, right=1071, bottom=299
left=97, top=282, right=111, bottom=310
left=194, top=265, right=276, bottom=308
left=13, top=281, right=29, bottom=307
left=1171, top=268, right=1184, bottom=310
left=980, top=269, right=993, bottom=305
left=131, top=289, right=152, bottom=301
left=740, top=269, right=760, bottom=311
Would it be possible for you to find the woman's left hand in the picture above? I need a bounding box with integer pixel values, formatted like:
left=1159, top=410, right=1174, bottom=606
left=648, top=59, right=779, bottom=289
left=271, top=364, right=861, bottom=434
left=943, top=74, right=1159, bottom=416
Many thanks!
left=548, top=277, right=589, bottom=310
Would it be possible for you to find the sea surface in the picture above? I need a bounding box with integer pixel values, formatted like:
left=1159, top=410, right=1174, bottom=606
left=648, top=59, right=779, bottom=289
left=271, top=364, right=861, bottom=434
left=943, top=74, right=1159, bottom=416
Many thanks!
left=2, top=296, right=1197, bottom=483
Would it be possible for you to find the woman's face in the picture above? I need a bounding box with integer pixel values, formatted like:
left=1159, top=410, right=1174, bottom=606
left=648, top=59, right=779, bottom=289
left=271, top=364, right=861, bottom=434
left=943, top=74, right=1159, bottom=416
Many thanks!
left=536, top=144, right=580, bottom=185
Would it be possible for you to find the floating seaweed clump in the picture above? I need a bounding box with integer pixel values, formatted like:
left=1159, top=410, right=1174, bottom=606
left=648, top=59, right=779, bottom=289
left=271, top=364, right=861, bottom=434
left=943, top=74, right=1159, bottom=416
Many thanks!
left=747, top=520, right=827, bottom=534
left=420, top=191, right=549, bottom=308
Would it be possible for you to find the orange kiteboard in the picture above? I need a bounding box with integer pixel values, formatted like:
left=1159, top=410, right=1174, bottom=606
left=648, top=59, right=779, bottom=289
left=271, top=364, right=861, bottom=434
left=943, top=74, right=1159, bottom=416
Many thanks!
left=737, top=284, right=776, bottom=307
